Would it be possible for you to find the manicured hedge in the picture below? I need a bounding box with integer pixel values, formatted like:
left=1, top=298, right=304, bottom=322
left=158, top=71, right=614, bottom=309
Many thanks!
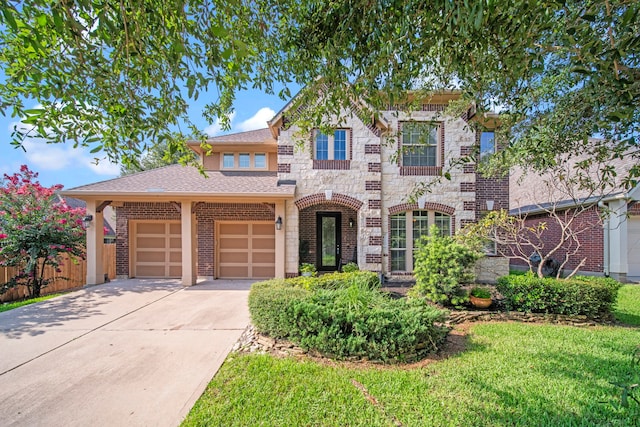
left=289, top=285, right=448, bottom=362
left=248, top=280, right=310, bottom=338
left=496, top=273, right=622, bottom=318
left=248, top=273, right=448, bottom=362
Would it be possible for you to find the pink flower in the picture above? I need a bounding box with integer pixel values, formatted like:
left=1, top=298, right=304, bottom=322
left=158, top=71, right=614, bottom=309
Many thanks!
left=0, top=234, right=7, bottom=239
left=59, top=219, right=67, bottom=225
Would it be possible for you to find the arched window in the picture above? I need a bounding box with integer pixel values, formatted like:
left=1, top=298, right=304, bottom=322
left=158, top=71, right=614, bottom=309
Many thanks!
left=390, top=211, right=451, bottom=272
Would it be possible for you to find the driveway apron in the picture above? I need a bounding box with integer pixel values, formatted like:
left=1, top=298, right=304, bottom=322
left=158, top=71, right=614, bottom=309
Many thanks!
left=0, top=279, right=252, bottom=427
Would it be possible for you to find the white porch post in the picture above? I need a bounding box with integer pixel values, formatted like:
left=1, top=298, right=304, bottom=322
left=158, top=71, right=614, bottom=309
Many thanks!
left=275, top=200, right=286, bottom=278
left=86, top=200, right=105, bottom=285
left=181, top=201, right=197, bottom=286
left=608, top=199, right=628, bottom=281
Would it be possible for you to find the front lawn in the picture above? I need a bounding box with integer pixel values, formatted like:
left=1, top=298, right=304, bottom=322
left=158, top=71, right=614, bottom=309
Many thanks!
left=183, top=322, right=639, bottom=426
left=0, top=294, right=60, bottom=313
left=614, top=285, right=640, bottom=326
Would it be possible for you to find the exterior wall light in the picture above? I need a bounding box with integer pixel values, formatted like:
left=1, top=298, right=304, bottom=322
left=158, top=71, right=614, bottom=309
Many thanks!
left=486, top=200, right=495, bottom=211
left=275, top=216, right=283, bottom=230
left=82, top=214, right=94, bottom=228
left=349, top=218, right=355, bottom=228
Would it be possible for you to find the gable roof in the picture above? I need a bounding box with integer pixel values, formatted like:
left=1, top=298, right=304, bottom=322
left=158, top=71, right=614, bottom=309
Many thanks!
left=62, top=164, right=295, bottom=200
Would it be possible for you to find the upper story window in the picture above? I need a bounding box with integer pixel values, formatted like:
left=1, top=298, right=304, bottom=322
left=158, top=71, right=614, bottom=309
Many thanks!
left=399, top=122, right=443, bottom=176
left=390, top=210, right=451, bottom=272
left=480, top=131, right=496, bottom=161
left=221, top=153, right=268, bottom=170
left=254, top=153, right=266, bottom=169
left=223, top=153, right=235, bottom=169
left=313, top=129, right=351, bottom=170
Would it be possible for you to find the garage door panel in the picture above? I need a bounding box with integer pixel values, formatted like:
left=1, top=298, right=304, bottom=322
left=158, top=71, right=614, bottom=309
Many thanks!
left=252, top=266, right=275, bottom=278
left=137, top=223, right=166, bottom=234
left=253, top=238, right=275, bottom=250
left=253, top=252, right=275, bottom=263
left=220, top=252, right=249, bottom=263
left=217, top=222, right=275, bottom=279
left=133, top=222, right=182, bottom=278
left=219, top=238, right=249, bottom=250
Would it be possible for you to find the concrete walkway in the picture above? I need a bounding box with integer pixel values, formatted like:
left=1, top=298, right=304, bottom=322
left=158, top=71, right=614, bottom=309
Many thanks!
left=0, top=279, right=252, bottom=427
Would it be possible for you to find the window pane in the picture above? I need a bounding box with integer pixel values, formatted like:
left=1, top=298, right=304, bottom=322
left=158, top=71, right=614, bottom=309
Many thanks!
left=390, top=213, right=407, bottom=271
left=334, top=130, right=347, bottom=160
left=239, top=153, right=250, bottom=168
left=434, top=213, right=451, bottom=236
left=402, top=123, right=437, bottom=166
left=480, top=132, right=495, bottom=160
left=223, top=153, right=234, bottom=168
left=254, top=153, right=266, bottom=168
left=315, top=132, right=329, bottom=160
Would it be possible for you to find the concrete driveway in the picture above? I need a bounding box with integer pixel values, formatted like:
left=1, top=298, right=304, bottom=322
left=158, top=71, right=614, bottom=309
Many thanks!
left=0, top=279, right=252, bottom=427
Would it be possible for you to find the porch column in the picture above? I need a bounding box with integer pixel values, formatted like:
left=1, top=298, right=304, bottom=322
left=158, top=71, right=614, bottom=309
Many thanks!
left=86, top=200, right=105, bottom=285
left=275, top=200, right=286, bottom=278
left=608, top=199, right=628, bottom=281
left=181, top=201, right=197, bottom=286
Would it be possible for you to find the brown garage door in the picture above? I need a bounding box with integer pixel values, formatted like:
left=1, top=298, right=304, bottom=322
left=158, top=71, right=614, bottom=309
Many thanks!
left=217, top=222, right=275, bottom=278
left=133, top=222, right=182, bottom=278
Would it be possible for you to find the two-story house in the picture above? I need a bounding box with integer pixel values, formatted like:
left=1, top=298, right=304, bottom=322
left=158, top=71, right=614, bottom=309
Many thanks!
left=63, top=91, right=509, bottom=286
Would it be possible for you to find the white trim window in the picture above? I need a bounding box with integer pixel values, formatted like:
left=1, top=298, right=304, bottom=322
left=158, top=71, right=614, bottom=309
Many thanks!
left=390, top=211, right=451, bottom=272
left=314, top=129, right=349, bottom=160
left=401, top=122, right=438, bottom=166
left=222, top=153, right=235, bottom=169
left=221, top=153, right=268, bottom=170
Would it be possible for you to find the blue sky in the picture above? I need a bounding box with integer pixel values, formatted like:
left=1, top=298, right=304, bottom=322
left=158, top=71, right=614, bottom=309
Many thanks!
left=0, top=86, right=297, bottom=190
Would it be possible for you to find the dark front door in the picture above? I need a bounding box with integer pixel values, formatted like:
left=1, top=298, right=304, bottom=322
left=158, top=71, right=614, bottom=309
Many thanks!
left=317, top=212, right=341, bottom=271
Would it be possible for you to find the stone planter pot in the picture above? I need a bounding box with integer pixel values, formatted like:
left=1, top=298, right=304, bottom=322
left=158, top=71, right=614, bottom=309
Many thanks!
left=470, top=295, right=493, bottom=309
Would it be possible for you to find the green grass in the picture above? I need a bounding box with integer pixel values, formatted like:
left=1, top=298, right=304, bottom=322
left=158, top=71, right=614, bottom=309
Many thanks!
left=615, top=285, right=640, bottom=326
left=183, top=323, right=640, bottom=426
left=0, top=294, right=61, bottom=313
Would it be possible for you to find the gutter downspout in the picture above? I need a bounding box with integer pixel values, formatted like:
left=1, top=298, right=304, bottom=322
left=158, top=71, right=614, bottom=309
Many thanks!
left=598, top=201, right=610, bottom=277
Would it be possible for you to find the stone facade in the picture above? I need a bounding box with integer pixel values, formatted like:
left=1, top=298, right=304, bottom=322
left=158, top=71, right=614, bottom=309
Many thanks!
left=275, top=103, right=510, bottom=277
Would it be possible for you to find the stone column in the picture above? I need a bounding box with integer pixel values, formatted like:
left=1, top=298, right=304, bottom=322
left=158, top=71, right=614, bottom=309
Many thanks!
left=86, top=200, right=105, bottom=285
left=275, top=200, right=286, bottom=278
left=181, top=201, right=197, bottom=286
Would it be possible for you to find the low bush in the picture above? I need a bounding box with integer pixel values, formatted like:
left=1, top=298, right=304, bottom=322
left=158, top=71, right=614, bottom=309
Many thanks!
left=341, top=262, right=359, bottom=273
left=496, top=273, right=622, bottom=318
left=289, top=283, right=448, bottom=362
left=248, top=279, right=310, bottom=338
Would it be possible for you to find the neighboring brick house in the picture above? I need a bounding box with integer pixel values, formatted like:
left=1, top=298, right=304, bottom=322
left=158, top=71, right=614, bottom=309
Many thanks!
left=509, top=155, right=640, bottom=282
left=63, top=91, right=509, bottom=286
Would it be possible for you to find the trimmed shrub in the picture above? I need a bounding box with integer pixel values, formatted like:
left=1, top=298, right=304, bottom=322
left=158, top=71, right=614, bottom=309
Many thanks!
left=248, top=279, right=310, bottom=338
left=496, top=273, right=622, bottom=318
left=341, top=262, right=359, bottom=273
left=289, top=283, right=448, bottom=362
left=410, top=225, right=480, bottom=307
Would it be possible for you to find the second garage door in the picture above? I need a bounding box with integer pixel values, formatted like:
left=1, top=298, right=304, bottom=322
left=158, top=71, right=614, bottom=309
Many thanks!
left=217, top=222, right=275, bottom=278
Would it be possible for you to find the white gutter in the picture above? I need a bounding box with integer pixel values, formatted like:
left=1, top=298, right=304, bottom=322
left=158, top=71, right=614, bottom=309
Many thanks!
left=598, top=201, right=610, bottom=276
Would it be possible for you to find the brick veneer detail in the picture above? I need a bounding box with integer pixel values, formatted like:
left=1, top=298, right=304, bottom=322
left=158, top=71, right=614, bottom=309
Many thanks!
left=368, top=199, right=381, bottom=210
left=366, top=217, right=382, bottom=227
left=278, top=145, right=294, bottom=155
left=365, top=181, right=381, bottom=191
left=369, top=235, right=382, bottom=246
left=368, top=162, right=381, bottom=172
left=460, top=182, right=475, bottom=192
left=365, top=144, right=381, bottom=154
left=295, top=193, right=364, bottom=211
left=277, top=163, right=291, bottom=173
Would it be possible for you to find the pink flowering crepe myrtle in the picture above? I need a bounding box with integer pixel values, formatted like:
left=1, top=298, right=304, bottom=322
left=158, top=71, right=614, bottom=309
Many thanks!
left=0, top=165, right=88, bottom=298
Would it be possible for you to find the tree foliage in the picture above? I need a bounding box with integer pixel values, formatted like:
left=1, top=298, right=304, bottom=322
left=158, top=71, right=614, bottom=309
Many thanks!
left=0, top=166, right=86, bottom=298
left=1, top=1, right=638, bottom=182
left=119, top=139, right=183, bottom=175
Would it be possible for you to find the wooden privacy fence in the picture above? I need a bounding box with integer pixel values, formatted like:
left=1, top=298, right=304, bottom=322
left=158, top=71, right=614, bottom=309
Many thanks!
left=0, top=244, right=116, bottom=303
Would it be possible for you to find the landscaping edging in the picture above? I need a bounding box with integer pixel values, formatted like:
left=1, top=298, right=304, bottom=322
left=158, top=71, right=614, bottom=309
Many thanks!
left=447, top=310, right=615, bottom=326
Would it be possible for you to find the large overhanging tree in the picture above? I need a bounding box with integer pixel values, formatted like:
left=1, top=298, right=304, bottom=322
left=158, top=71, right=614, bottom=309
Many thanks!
left=1, top=0, right=638, bottom=182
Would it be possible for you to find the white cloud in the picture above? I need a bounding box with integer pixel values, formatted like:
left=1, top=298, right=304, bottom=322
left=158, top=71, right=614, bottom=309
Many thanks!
left=204, top=112, right=236, bottom=137
left=9, top=121, right=119, bottom=178
left=237, top=107, right=275, bottom=132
